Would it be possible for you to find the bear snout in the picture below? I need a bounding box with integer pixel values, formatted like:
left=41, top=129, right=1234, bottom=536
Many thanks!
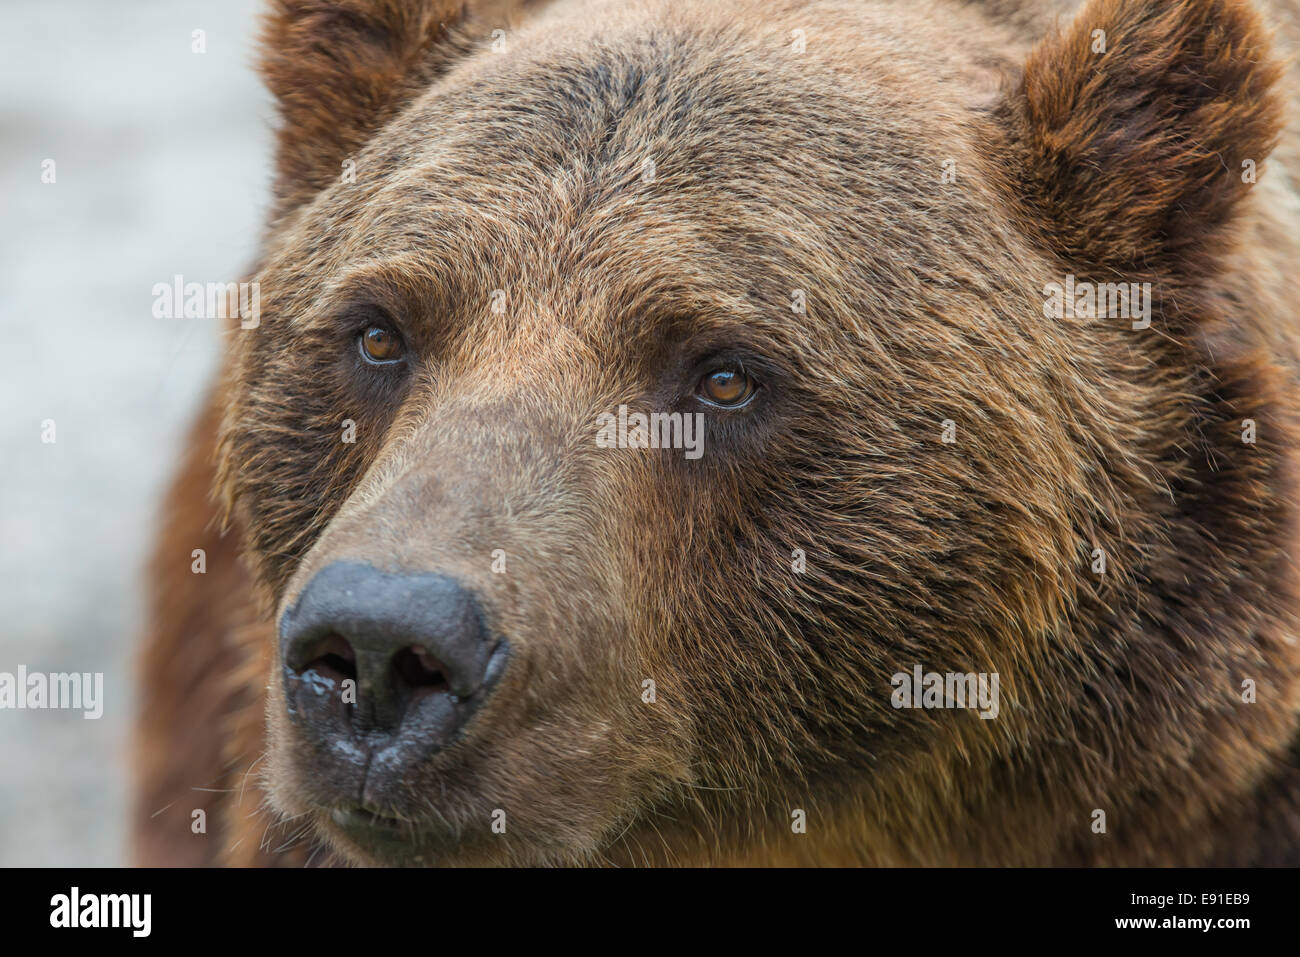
left=277, top=561, right=509, bottom=803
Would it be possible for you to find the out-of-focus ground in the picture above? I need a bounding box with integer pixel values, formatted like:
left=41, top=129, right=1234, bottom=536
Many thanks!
left=0, top=0, right=272, bottom=865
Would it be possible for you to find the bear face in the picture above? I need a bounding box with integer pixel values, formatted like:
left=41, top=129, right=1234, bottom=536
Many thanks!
left=203, top=0, right=1300, bottom=865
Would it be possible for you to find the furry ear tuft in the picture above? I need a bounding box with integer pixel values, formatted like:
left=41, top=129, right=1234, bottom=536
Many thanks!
left=1001, top=0, right=1284, bottom=278
left=260, top=0, right=475, bottom=216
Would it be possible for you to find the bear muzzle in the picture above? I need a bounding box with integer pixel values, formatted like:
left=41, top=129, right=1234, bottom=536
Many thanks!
left=277, top=561, right=510, bottom=816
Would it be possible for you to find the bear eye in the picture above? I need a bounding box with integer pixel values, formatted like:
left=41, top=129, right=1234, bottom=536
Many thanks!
left=358, top=325, right=404, bottom=364
left=696, top=365, right=757, bottom=408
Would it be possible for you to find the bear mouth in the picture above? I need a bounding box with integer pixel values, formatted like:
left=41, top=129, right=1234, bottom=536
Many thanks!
left=325, top=800, right=496, bottom=866
left=327, top=805, right=446, bottom=855
left=330, top=805, right=407, bottom=832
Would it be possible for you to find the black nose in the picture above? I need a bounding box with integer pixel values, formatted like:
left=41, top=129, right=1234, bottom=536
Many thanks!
left=279, top=562, right=505, bottom=754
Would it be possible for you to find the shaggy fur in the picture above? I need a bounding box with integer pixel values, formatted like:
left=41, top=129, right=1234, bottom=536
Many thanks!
left=135, top=0, right=1300, bottom=866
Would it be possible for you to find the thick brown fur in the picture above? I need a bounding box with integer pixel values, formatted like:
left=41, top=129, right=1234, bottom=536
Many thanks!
left=135, top=0, right=1300, bottom=865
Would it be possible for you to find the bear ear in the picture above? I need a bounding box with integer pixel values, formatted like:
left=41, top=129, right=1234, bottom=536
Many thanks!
left=999, top=0, right=1284, bottom=278
left=260, top=0, right=481, bottom=216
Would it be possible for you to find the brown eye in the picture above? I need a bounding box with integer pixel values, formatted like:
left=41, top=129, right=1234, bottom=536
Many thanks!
left=697, top=366, right=756, bottom=407
left=359, top=325, right=403, bottom=363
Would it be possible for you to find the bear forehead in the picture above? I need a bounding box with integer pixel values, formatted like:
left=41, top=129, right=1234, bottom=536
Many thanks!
left=299, top=11, right=993, bottom=243
left=268, top=45, right=1011, bottom=344
left=252, top=0, right=1035, bottom=367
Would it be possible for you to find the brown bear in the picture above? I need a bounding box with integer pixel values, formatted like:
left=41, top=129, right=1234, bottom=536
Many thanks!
left=135, top=0, right=1300, bottom=866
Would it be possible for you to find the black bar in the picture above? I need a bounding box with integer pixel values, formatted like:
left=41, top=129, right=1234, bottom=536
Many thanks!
left=4, top=867, right=1284, bottom=943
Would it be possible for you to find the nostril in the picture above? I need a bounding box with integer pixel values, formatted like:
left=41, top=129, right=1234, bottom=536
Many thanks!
left=393, top=645, right=448, bottom=691
left=280, top=564, right=503, bottom=740
left=299, top=633, right=358, bottom=682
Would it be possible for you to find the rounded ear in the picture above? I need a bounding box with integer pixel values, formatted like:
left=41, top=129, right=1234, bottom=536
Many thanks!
left=260, top=0, right=489, bottom=217
left=998, top=0, right=1284, bottom=279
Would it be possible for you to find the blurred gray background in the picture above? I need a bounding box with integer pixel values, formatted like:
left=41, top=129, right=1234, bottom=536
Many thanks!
left=0, top=0, right=272, bottom=865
